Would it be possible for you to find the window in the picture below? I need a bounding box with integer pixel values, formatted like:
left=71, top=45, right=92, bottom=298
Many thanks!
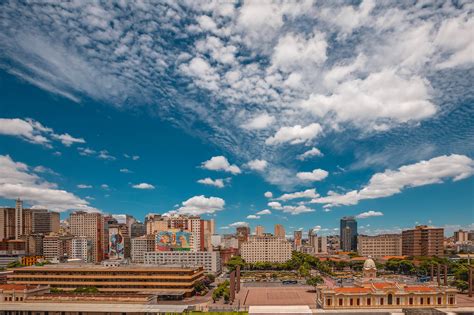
left=449, top=297, right=454, bottom=305
left=326, top=299, right=331, bottom=306
left=438, top=297, right=442, bottom=304
left=396, top=297, right=400, bottom=305
left=380, top=298, right=384, bottom=305
left=350, top=298, right=353, bottom=306
left=427, top=297, right=430, bottom=304
left=357, top=298, right=360, bottom=306
left=420, top=297, right=424, bottom=305
left=409, top=297, right=413, bottom=305
left=339, top=298, right=343, bottom=306
left=367, top=298, right=371, bottom=306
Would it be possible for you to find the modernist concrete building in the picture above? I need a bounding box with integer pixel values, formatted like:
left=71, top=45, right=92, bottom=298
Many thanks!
left=144, top=251, right=221, bottom=273
left=357, top=234, right=402, bottom=258
left=7, top=264, right=204, bottom=297
left=241, top=235, right=292, bottom=263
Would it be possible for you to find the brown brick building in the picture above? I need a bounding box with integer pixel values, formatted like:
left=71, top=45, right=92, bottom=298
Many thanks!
left=402, top=225, right=444, bottom=257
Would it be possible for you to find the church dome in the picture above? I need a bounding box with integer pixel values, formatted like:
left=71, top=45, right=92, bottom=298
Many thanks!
left=363, top=258, right=376, bottom=270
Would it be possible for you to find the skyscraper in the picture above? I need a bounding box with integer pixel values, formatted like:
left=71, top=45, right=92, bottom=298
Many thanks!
left=274, top=224, right=285, bottom=238
left=70, top=211, right=104, bottom=262
left=340, top=216, right=357, bottom=251
left=15, top=198, right=23, bottom=240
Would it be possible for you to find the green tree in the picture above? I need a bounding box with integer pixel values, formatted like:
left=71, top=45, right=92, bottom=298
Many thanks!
left=226, top=256, right=245, bottom=271
left=306, top=276, right=323, bottom=287
left=453, top=280, right=468, bottom=293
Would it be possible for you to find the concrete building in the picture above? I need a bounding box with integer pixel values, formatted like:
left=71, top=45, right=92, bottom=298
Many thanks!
left=241, top=235, right=292, bottom=263
left=0, top=284, right=50, bottom=302
left=131, top=235, right=155, bottom=263
left=144, top=214, right=168, bottom=235
left=236, top=226, right=250, bottom=249
left=294, top=230, right=302, bottom=248
left=29, top=210, right=60, bottom=234
left=130, top=221, right=146, bottom=238
left=357, top=234, right=402, bottom=258
left=144, top=251, right=221, bottom=273
left=0, top=207, right=16, bottom=240
left=402, top=225, right=444, bottom=257
left=255, top=225, right=264, bottom=237
left=7, top=264, right=204, bottom=297
left=311, top=235, right=328, bottom=254
left=108, top=224, right=130, bottom=260
left=340, top=216, right=358, bottom=252
left=274, top=224, right=285, bottom=239
left=70, top=211, right=104, bottom=262
left=454, top=229, right=469, bottom=243
left=42, top=234, right=72, bottom=262
left=71, top=237, right=92, bottom=263
left=20, top=234, right=44, bottom=256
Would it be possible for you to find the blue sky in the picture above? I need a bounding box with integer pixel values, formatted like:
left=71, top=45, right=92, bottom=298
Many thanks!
left=0, top=1, right=473, bottom=236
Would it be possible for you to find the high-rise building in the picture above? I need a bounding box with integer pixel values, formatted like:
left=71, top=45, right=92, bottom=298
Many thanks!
left=357, top=234, right=402, bottom=258
left=112, top=214, right=136, bottom=237
left=130, top=221, right=146, bottom=238
left=241, top=235, right=292, bottom=263
left=69, top=211, right=104, bottom=262
left=255, top=225, right=264, bottom=236
left=71, top=237, right=92, bottom=262
left=236, top=226, right=250, bottom=250
left=310, top=235, right=328, bottom=254
left=14, top=199, right=23, bottom=240
left=340, top=216, right=358, bottom=252
left=274, top=224, right=285, bottom=238
left=203, top=219, right=214, bottom=251
left=108, top=224, right=130, bottom=259
left=402, top=225, right=444, bottom=257
left=294, top=230, right=302, bottom=248
left=145, top=214, right=168, bottom=234
left=42, top=234, right=72, bottom=261
left=454, top=230, right=469, bottom=243
left=20, top=234, right=44, bottom=256
left=0, top=207, right=16, bottom=240
left=131, top=234, right=155, bottom=263
left=468, top=230, right=474, bottom=241
left=30, top=210, right=60, bottom=234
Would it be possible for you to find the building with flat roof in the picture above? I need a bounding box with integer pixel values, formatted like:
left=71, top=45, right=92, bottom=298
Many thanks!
left=340, top=216, right=357, bottom=252
left=274, top=224, right=285, bottom=239
left=0, top=284, right=50, bottom=303
left=357, top=234, right=402, bottom=258
left=402, top=225, right=444, bottom=257
left=7, top=264, right=204, bottom=297
left=255, top=225, right=264, bottom=236
left=144, top=251, right=221, bottom=273
left=70, top=212, right=104, bottom=262
left=241, top=235, right=292, bottom=263
left=131, top=234, right=155, bottom=263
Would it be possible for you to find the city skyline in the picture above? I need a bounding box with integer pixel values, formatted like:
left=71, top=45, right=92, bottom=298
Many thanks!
left=0, top=1, right=473, bottom=238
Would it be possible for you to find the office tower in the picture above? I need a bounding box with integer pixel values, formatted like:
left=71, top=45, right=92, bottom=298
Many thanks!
left=42, top=234, right=72, bottom=262
left=357, top=234, right=402, bottom=258
left=402, top=225, right=444, bottom=257
left=241, top=235, right=292, bottom=263
left=112, top=214, right=136, bottom=237
left=131, top=234, right=155, bottom=263
left=294, top=230, right=302, bottom=248
left=469, top=230, right=474, bottom=241
left=20, top=234, right=44, bottom=256
left=31, top=210, right=60, bottom=234
left=131, top=221, right=146, bottom=238
left=0, top=207, right=16, bottom=240
left=340, top=216, right=358, bottom=251
left=71, top=236, right=92, bottom=262
left=15, top=198, right=23, bottom=240
left=454, top=230, right=469, bottom=243
left=69, top=211, right=104, bottom=262
left=255, top=225, right=264, bottom=236
left=274, top=224, right=285, bottom=238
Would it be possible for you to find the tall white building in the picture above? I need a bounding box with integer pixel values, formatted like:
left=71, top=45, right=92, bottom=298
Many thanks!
left=15, top=198, right=23, bottom=240
left=241, top=235, right=292, bottom=263
left=131, top=235, right=155, bottom=263
left=71, top=237, right=92, bottom=262
left=310, top=235, right=328, bottom=254
left=357, top=234, right=402, bottom=258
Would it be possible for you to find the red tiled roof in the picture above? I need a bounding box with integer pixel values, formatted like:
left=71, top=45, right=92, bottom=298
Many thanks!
left=0, top=284, right=36, bottom=291
left=372, top=282, right=397, bottom=289
left=334, top=287, right=373, bottom=294
left=404, top=286, right=436, bottom=292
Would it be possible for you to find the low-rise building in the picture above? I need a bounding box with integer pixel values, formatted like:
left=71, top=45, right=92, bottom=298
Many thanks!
left=0, top=284, right=49, bottom=303
left=144, top=251, right=221, bottom=273
left=241, top=235, right=292, bottom=263
left=357, top=234, right=402, bottom=258
left=7, top=264, right=204, bottom=297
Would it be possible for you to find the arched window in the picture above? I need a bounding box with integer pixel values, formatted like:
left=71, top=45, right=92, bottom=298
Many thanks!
left=388, top=294, right=393, bottom=305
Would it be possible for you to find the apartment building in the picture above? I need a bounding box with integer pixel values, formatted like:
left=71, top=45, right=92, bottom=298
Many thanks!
left=402, top=226, right=444, bottom=257
left=71, top=236, right=92, bottom=262
left=42, top=234, right=72, bottom=261
left=144, top=251, right=221, bottom=273
left=70, top=212, right=104, bottom=262
left=294, top=230, right=303, bottom=248
left=274, top=224, right=285, bottom=238
left=255, top=225, right=264, bottom=236
left=131, top=235, right=155, bottom=263
left=241, top=235, right=292, bottom=263
left=357, top=234, right=402, bottom=258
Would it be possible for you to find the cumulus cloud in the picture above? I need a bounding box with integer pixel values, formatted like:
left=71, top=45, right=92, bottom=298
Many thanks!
left=246, top=159, right=268, bottom=171
left=119, top=168, right=132, bottom=173
left=266, top=123, right=323, bottom=145
left=268, top=201, right=282, bottom=210
left=197, top=177, right=225, bottom=188
left=132, top=183, right=155, bottom=190
left=281, top=204, right=315, bottom=215
left=0, top=155, right=93, bottom=212
left=202, top=156, right=241, bottom=174
left=175, top=195, right=225, bottom=215
left=296, top=169, right=329, bottom=182
left=312, top=154, right=474, bottom=207
left=256, top=209, right=271, bottom=215
left=98, top=150, right=116, bottom=161
left=297, top=147, right=323, bottom=161
left=0, top=118, right=85, bottom=148
left=229, top=221, right=249, bottom=228
left=356, top=210, right=384, bottom=219
left=77, top=184, right=92, bottom=189
left=264, top=191, right=273, bottom=198
left=246, top=214, right=260, bottom=219
left=240, top=113, right=275, bottom=130
left=277, top=188, right=319, bottom=201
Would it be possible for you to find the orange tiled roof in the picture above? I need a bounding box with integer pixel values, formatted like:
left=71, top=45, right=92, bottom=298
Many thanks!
left=381, top=256, right=407, bottom=260
left=372, top=282, right=397, bottom=289
left=0, top=284, right=36, bottom=291
left=350, top=257, right=368, bottom=261
left=404, top=286, right=436, bottom=292
left=334, top=287, right=373, bottom=294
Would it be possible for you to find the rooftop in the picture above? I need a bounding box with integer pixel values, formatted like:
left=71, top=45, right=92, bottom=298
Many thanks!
left=12, top=264, right=202, bottom=272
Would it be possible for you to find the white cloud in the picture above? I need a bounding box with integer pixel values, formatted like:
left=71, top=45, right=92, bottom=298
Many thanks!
left=313, top=154, right=474, bottom=207
left=0, top=118, right=85, bottom=148
left=77, top=184, right=92, bottom=189
left=356, top=210, right=384, bottom=219
left=297, top=147, right=323, bottom=161
left=246, top=214, right=260, bottom=219
left=0, top=155, right=93, bottom=212
left=268, top=201, right=282, bottom=209
left=296, top=169, right=329, bottom=182
left=240, top=113, right=275, bottom=130
left=197, top=177, right=225, bottom=188
left=256, top=209, right=271, bottom=215
left=119, top=168, right=132, bottom=173
left=264, top=191, right=273, bottom=198
left=78, top=147, right=96, bottom=156
left=98, top=150, right=116, bottom=160
left=281, top=204, right=315, bottom=215
left=100, top=184, right=110, bottom=190
left=277, top=188, right=319, bottom=201
left=202, top=156, right=241, bottom=174
left=246, top=159, right=268, bottom=171
left=175, top=195, right=225, bottom=215
left=312, top=225, right=322, bottom=232
left=33, top=166, right=58, bottom=176
left=132, top=183, right=155, bottom=190
left=266, top=123, right=323, bottom=145
left=229, top=221, right=249, bottom=227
